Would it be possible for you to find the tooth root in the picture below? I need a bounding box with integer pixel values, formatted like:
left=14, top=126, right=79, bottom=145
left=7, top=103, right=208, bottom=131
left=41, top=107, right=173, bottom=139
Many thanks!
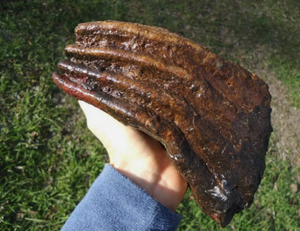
left=64, top=44, right=240, bottom=140
left=57, top=59, right=186, bottom=112
left=65, top=44, right=193, bottom=81
left=64, top=45, right=239, bottom=148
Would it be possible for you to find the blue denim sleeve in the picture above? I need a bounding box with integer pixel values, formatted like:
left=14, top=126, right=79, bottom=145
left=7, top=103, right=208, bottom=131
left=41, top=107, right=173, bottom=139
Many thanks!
left=61, top=164, right=182, bottom=231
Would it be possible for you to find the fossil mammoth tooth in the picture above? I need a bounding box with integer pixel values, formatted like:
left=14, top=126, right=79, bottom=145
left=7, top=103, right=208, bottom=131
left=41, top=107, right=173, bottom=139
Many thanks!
left=52, top=20, right=272, bottom=227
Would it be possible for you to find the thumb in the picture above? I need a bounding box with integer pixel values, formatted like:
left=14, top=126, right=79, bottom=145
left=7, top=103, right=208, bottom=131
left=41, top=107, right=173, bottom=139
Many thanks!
left=78, top=100, right=142, bottom=155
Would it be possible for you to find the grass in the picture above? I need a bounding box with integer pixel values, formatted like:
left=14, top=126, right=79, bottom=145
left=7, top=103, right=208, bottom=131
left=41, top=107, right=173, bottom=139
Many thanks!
left=0, top=0, right=299, bottom=230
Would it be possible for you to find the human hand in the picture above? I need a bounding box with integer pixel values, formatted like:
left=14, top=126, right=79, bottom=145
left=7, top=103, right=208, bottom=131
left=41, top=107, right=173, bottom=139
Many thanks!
left=79, top=100, right=188, bottom=211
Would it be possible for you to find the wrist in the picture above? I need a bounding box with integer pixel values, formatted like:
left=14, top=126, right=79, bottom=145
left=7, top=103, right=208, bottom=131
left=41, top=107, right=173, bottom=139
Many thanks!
left=111, top=160, right=186, bottom=211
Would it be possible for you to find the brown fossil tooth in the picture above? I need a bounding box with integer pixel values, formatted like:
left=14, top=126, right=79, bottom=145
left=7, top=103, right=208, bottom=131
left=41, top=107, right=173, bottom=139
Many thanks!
left=52, top=21, right=272, bottom=228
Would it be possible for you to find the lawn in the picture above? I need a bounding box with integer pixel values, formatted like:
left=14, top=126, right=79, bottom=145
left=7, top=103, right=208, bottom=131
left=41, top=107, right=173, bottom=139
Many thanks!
left=1, top=0, right=299, bottom=230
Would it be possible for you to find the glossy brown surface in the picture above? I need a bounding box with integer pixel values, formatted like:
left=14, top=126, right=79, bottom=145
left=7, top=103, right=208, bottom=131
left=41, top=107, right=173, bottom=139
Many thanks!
left=52, top=21, right=272, bottom=227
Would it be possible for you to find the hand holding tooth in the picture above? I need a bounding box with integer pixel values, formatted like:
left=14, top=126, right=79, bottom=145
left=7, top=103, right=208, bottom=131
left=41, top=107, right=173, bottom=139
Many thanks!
left=52, top=21, right=272, bottom=227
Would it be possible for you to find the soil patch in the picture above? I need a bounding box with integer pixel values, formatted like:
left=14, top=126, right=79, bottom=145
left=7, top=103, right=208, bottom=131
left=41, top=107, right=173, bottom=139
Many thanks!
left=254, top=69, right=300, bottom=176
